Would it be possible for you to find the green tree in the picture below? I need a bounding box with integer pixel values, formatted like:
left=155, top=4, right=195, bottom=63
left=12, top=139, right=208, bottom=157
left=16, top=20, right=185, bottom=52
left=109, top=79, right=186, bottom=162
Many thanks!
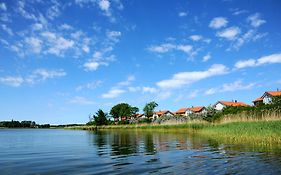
left=88, top=109, right=108, bottom=126
left=110, top=103, right=138, bottom=121
left=143, top=101, right=158, bottom=118
left=272, top=95, right=281, bottom=106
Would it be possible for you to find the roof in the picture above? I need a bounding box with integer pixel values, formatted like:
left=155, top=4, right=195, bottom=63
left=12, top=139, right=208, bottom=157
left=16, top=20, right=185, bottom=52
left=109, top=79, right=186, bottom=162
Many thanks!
left=265, top=91, right=281, bottom=97
left=253, top=97, right=263, bottom=103
left=154, top=110, right=173, bottom=115
left=218, top=101, right=249, bottom=107
left=188, top=106, right=205, bottom=113
left=135, top=114, right=144, bottom=118
left=175, top=108, right=189, bottom=114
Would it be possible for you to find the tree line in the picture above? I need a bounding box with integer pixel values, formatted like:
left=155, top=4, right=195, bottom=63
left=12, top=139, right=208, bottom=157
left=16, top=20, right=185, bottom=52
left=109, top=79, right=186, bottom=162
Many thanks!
left=0, top=120, right=50, bottom=128
left=87, top=101, right=158, bottom=126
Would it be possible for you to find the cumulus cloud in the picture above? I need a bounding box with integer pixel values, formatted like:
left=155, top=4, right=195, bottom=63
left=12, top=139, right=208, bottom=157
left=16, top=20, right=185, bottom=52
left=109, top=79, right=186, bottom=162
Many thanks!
left=209, top=17, right=228, bottom=29
left=0, top=76, right=24, bottom=87
left=0, top=69, right=66, bottom=87
left=102, top=88, right=125, bottom=98
left=76, top=81, right=102, bottom=91
left=69, top=96, right=94, bottom=105
left=216, top=26, right=240, bottom=40
left=205, top=80, right=255, bottom=95
left=148, top=43, right=194, bottom=56
left=178, top=12, right=187, bottom=17
left=235, top=53, right=281, bottom=69
left=202, top=53, right=211, bottom=62
left=190, top=35, right=202, bottom=41
left=25, top=37, right=42, bottom=54
left=83, top=51, right=115, bottom=71
left=41, top=31, right=74, bottom=56
left=0, top=2, right=7, bottom=11
left=157, top=64, right=229, bottom=89
left=1, top=24, right=14, bottom=36
left=247, top=13, right=266, bottom=28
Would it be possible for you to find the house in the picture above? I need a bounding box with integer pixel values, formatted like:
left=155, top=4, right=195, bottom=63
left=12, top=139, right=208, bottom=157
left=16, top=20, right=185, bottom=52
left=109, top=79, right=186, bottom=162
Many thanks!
left=175, top=108, right=189, bottom=116
left=135, top=113, right=146, bottom=119
left=214, top=101, right=249, bottom=111
left=253, top=90, right=281, bottom=106
left=186, top=106, right=207, bottom=115
left=175, top=106, right=207, bottom=116
left=152, top=110, right=174, bottom=119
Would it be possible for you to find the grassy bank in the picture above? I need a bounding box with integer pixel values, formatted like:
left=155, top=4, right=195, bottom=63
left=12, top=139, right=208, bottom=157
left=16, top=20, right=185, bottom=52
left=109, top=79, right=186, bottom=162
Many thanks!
left=67, top=120, right=281, bottom=145
left=198, top=120, right=281, bottom=145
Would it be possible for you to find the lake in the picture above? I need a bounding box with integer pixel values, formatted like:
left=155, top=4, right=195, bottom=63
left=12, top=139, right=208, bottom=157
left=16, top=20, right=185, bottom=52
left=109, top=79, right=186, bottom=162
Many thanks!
left=0, top=129, right=281, bottom=175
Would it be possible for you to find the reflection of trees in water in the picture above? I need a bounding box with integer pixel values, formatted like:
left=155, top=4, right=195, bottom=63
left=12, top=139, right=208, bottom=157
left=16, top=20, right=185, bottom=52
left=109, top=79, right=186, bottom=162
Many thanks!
left=111, top=131, right=138, bottom=156
left=94, top=131, right=108, bottom=156
left=144, top=132, right=155, bottom=154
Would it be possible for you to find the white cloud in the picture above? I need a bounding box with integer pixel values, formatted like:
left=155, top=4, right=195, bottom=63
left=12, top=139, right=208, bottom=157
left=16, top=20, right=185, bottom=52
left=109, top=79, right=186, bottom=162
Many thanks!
left=209, top=17, right=228, bottom=29
left=142, top=86, right=157, bottom=93
left=148, top=43, right=175, bottom=53
left=202, top=53, right=211, bottom=62
left=46, top=1, right=61, bottom=20
left=117, top=75, right=135, bottom=86
left=31, top=69, right=66, bottom=81
left=83, top=51, right=115, bottom=71
left=60, top=23, right=73, bottom=30
left=157, top=64, right=228, bottom=89
left=106, top=30, right=121, bottom=42
left=247, top=13, right=266, bottom=28
left=83, top=61, right=100, bottom=71
left=102, top=88, right=125, bottom=98
left=99, top=0, right=110, bottom=12
left=0, top=76, right=24, bottom=87
left=1, top=24, right=14, bottom=36
left=178, top=12, right=187, bottom=17
left=216, top=26, right=240, bottom=40
left=190, top=35, right=202, bottom=41
left=235, top=53, right=281, bottom=69
left=0, top=2, right=7, bottom=11
left=41, top=31, right=74, bottom=56
left=17, top=1, right=37, bottom=20
left=69, top=96, right=94, bottom=105
left=235, top=59, right=256, bottom=69
left=232, top=9, right=247, bottom=16
left=148, top=43, right=194, bottom=56
left=205, top=80, right=255, bottom=95
left=32, top=23, right=43, bottom=31
left=76, top=81, right=102, bottom=91
left=25, top=37, right=42, bottom=54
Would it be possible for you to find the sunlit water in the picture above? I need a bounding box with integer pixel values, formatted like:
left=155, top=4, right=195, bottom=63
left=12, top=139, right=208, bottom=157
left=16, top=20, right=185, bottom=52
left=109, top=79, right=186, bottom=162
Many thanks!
left=0, top=129, right=281, bottom=175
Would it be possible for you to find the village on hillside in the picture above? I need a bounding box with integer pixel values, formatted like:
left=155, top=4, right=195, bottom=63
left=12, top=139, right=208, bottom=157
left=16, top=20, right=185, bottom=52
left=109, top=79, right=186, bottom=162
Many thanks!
left=113, top=90, right=281, bottom=123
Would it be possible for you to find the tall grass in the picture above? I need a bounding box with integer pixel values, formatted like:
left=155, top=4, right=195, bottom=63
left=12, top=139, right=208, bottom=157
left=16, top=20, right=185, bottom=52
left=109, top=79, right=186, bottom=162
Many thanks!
left=218, top=109, right=281, bottom=124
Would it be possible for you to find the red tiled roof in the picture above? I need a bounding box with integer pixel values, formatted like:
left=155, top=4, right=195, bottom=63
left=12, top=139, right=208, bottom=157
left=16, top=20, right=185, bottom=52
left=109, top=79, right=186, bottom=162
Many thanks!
left=175, top=108, right=189, bottom=114
left=188, top=106, right=205, bottom=113
left=154, top=110, right=173, bottom=116
left=253, top=97, right=263, bottom=102
left=219, top=101, right=249, bottom=107
left=266, top=91, right=281, bottom=96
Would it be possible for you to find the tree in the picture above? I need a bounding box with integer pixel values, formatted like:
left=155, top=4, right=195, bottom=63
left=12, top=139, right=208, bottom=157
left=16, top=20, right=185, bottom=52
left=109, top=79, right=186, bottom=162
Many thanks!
left=143, top=101, right=158, bottom=118
left=110, top=103, right=138, bottom=121
left=87, top=109, right=108, bottom=126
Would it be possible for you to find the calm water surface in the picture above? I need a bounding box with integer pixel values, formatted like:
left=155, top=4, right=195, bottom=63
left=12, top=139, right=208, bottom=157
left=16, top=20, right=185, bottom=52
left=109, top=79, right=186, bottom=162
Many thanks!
left=0, top=129, right=281, bottom=175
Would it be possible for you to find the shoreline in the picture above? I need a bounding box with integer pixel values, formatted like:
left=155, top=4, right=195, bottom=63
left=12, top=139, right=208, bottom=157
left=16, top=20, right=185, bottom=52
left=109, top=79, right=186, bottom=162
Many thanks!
left=66, top=120, right=281, bottom=146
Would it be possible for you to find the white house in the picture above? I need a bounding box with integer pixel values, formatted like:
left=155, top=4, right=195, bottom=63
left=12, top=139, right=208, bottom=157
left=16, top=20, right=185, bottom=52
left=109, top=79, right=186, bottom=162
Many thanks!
left=152, top=110, right=174, bottom=120
left=175, top=107, right=207, bottom=116
left=214, top=101, right=248, bottom=111
left=253, top=90, right=281, bottom=106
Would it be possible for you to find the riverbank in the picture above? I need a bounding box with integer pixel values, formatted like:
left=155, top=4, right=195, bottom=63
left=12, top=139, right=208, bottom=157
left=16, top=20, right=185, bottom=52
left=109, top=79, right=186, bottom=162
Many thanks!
left=66, top=120, right=281, bottom=145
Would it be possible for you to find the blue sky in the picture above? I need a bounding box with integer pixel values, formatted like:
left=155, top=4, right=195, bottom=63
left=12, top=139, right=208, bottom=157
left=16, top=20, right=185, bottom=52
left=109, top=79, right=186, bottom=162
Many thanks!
left=0, top=0, right=281, bottom=124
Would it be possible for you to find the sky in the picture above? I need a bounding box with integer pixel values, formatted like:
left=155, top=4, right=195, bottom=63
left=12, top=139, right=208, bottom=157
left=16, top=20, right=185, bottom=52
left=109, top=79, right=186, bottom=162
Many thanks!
left=0, top=0, right=281, bottom=124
